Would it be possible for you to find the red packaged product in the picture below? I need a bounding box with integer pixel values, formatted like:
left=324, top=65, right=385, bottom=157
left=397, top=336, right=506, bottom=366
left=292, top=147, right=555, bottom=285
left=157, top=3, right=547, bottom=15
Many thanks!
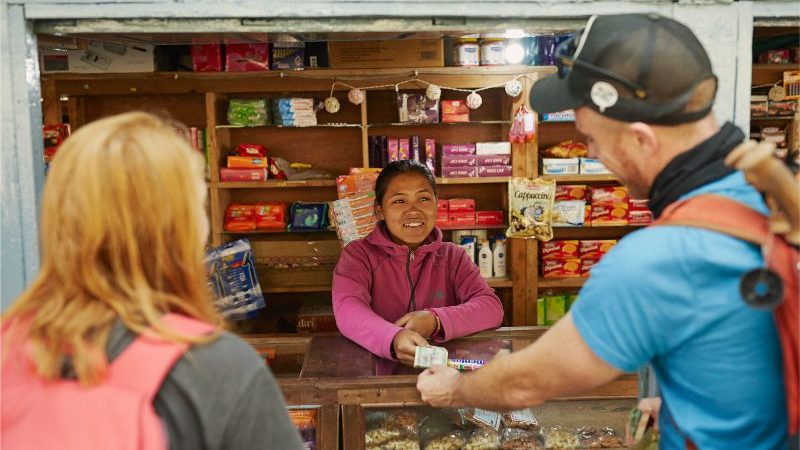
left=234, top=143, right=268, bottom=157
left=628, top=210, right=654, bottom=225
left=191, top=44, right=222, bottom=72
left=437, top=199, right=450, bottom=212
left=436, top=213, right=450, bottom=227
left=581, top=258, right=599, bottom=277
left=579, top=240, right=617, bottom=259
left=448, top=198, right=476, bottom=213
left=228, top=155, right=268, bottom=169
left=542, top=258, right=581, bottom=278
left=219, top=168, right=268, bottom=182
left=441, top=100, right=470, bottom=122
left=441, top=167, right=478, bottom=178
left=475, top=210, right=504, bottom=226
left=255, top=202, right=287, bottom=230
left=590, top=186, right=629, bottom=204
left=268, top=157, right=287, bottom=179
left=43, top=124, right=71, bottom=162
left=591, top=203, right=629, bottom=226
left=449, top=211, right=476, bottom=226
left=225, top=43, right=269, bottom=72
left=541, top=240, right=580, bottom=260
left=628, top=198, right=650, bottom=211
left=556, top=184, right=588, bottom=201
left=224, top=203, right=256, bottom=231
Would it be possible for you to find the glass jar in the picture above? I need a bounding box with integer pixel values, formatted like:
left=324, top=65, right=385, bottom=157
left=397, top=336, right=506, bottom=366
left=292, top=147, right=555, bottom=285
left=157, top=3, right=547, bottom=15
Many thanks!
left=453, top=36, right=480, bottom=67
left=480, top=36, right=506, bottom=66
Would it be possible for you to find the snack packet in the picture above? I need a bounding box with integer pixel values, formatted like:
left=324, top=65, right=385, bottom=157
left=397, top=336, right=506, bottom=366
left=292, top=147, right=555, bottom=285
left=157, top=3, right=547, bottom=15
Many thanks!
left=501, top=409, right=539, bottom=431
left=576, top=426, right=624, bottom=448
left=465, top=428, right=501, bottom=450
left=500, top=428, right=545, bottom=450
left=543, top=426, right=578, bottom=449
left=507, top=177, right=556, bottom=241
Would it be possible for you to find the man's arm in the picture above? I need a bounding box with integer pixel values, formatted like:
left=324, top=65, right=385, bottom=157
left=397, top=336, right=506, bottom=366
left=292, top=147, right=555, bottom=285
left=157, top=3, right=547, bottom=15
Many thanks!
left=417, top=312, right=621, bottom=410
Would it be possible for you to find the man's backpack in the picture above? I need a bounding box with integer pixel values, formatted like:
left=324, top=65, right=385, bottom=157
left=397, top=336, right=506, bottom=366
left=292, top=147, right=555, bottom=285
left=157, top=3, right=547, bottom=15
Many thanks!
left=1, top=313, right=215, bottom=450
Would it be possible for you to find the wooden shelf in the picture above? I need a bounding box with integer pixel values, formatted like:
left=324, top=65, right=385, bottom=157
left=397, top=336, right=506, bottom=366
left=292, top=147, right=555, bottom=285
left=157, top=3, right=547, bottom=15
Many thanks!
left=213, top=180, right=337, bottom=189
left=750, top=116, right=794, bottom=121
left=435, top=177, right=509, bottom=185
left=368, top=120, right=510, bottom=127
left=217, top=123, right=362, bottom=129
left=553, top=225, right=646, bottom=239
left=539, top=278, right=586, bottom=289
left=439, top=223, right=506, bottom=231
left=752, top=63, right=800, bottom=71
left=541, top=175, right=620, bottom=183
left=486, top=277, right=513, bottom=288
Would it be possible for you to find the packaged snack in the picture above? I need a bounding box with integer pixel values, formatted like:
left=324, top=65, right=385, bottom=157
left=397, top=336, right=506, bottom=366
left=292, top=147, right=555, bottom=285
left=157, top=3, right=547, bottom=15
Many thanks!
left=552, top=200, right=586, bottom=227
left=387, top=410, right=422, bottom=438
left=437, top=199, right=450, bottom=211
left=425, top=139, right=436, bottom=174
left=501, top=409, right=539, bottom=431
left=398, top=93, right=440, bottom=124
left=447, top=358, right=485, bottom=372
left=414, top=345, right=448, bottom=368
left=219, top=168, right=268, bottom=182
left=476, top=211, right=504, bottom=226
left=542, top=259, right=581, bottom=279
left=544, top=294, right=568, bottom=325
left=227, top=99, right=269, bottom=126
left=268, top=157, right=288, bottom=179
left=543, top=426, right=578, bottom=449
left=478, top=166, right=513, bottom=177
left=500, top=428, right=545, bottom=450
left=43, top=124, right=70, bottom=162
left=205, top=239, right=265, bottom=319
left=234, top=143, right=268, bottom=157
left=590, top=204, right=628, bottom=226
left=289, top=202, right=329, bottom=231
left=225, top=43, right=269, bottom=72
left=476, top=142, right=511, bottom=155
left=542, top=158, right=579, bottom=175
left=507, top=177, right=556, bottom=241
left=449, top=212, right=476, bottom=227
left=423, top=430, right=468, bottom=450
left=464, top=428, right=501, bottom=450
left=254, top=202, right=287, bottom=230
left=477, top=154, right=512, bottom=166
left=442, top=167, right=478, bottom=178
left=384, top=438, right=421, bottom=450
left=288, top=409, right=317, bottom=450
left=541, top=240, right=579, bottom=260
left=628, top=210, right=653, bottom=225
left=579, top=240, right=616, bottom=259
left=628, top=198, right=650, bottom=211
left=449, top=198, right=476, bottom=213
left=224, top=203, right=256, bottom=231
left=578, top=158, right=611, bottom=175
left=441, top=143, right=476, bottom=155
left=441, top=100, right=470, bottom=122
left=228, top=155, right=268, bottom=169
left=399, top=138, right=410, bottom=160
left=541, top=110, right=575, bottom=122
left=436, top=213, right=450, bottom=227
left=190, top=44, right=222, bottom=72
left=461, top=408, right=502, bottom=433
left=576, top=426, right=623, bottom=448
left=590, top=186, right=628, bottom=204
left=442, top=155, right=477, bottom=167
left=555, top=185, right=587, bottom=201
left=542, top=140, right=587, bottom=158
left=388, top=139, right=400, bottom=162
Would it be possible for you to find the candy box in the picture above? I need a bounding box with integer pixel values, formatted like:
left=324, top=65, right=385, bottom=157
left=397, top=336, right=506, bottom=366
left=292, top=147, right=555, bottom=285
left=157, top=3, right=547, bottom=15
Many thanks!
left=442, top=154, right=477, bottom=167
left=628, top=198, right=650, bottom=211
left=579, top=240, right=617, bottom=259
left=591, top=203, right=629, bottom=226
left=628, top=210, right=653, bottom=225
left=555, top=184, right=587, bottom=201
left=477, top=154, right=512, bottom=166
left=478, top=165, right=512, bottom=177
left=590, top=186, right=629, bottom=204
left=542, top=158, right=579, bottom=175
left=581, top=258, right=599, bottom=277
left=552, top=200, right=586, bottom=227
left=441, top=167, right=478, bottom=178
left=436, top=212, right=450, bottom=227
left=542, top=258, right=581, bottom=278
left=441, top=143, right=476, bottom=155
left=449, top=212, right=476, bottom=227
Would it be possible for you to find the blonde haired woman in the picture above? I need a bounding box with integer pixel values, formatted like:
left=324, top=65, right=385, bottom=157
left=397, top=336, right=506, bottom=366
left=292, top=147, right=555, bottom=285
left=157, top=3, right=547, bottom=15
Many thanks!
left=1, top=112, right=304, bottom=450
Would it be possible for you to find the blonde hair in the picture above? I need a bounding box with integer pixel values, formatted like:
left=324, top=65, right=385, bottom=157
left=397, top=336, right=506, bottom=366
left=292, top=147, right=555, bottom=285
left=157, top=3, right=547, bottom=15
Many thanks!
left=3, top=112, right=221, bottom=385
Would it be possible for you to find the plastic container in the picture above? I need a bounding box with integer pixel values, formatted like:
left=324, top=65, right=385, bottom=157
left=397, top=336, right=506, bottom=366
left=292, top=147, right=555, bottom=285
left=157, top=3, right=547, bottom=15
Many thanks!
left=478, top=239, right=493, bottom=278
left=493, top=237, right=507, bottom=278
left=453, top=36, right=480, bottom=67
left=460, top=236, right=477, bottom=264
left=480, top=36, right=506, bottom=66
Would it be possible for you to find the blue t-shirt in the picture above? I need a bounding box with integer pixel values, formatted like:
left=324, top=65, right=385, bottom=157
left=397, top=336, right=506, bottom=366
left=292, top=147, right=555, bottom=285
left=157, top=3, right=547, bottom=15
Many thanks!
left=572, top=172, right=787, bottom=450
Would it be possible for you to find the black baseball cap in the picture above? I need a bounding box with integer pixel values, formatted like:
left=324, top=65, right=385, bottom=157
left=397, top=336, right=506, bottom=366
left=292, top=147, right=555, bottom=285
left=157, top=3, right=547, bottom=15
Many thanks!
left=530, top=14, right=718, bottom=125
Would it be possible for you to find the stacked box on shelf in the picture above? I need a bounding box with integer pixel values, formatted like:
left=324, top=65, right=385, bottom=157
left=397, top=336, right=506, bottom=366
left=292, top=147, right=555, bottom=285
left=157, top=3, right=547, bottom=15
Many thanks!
left=540, top=239, right=617, bottom=278
left=221, top=143, right=269, bottom=181
left=448, top=198, right=476, bottom=227
left=553, top=184, right=588, bottom=227
left=441, top=143, right=477, bottom=177
left=271, top=98, right=317, bottom=127
left=590, top=186, right=629, bottom=226
left=476, top=142, right=512, bottom=177
left=537, top=293, right=579, bottom=325
left=331, top=192, right=377, bottom=246
left=370, top=136, right=436, bottom=170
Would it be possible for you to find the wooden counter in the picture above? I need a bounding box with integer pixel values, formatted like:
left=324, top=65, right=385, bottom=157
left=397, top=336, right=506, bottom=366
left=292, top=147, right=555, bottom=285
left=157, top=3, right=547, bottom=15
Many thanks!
left=244, top=327, right=638, bottom=450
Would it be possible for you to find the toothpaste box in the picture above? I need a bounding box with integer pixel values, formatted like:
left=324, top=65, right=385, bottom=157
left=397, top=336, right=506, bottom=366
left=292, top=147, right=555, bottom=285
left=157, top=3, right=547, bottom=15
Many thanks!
left=541, top=240, right=580, bottom=260
left=476, top=142, right=511, bottom=155
left=579, top=158, right=612, bottom=174
left=442, top=154, right=477, bottom=167
left=449, top=212, right=476, bottom=227
left=579, top=240, right=617, bottom=259
left=580, top=258, right=599, bottom=277
left=542, top=158, right=579, bottom=175
left=475, top=210, right=504, bottom=225
left=441, top=143, right=476, bottom=155
left=441, top=167, right=478, bottom=178
left=542, top=258, right=581, bottom=278
left=477, top=154, right=512, bottom=166
left=555, top=184, right=587, bottom=201
left=478, top=165, right=513, bottom=177
left=448, top=198, right=476, bottom=213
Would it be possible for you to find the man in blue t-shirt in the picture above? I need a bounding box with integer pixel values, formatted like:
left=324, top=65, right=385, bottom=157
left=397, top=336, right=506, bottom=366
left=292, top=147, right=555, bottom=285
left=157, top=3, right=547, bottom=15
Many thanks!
left=417, top=13, right=788, bottom=450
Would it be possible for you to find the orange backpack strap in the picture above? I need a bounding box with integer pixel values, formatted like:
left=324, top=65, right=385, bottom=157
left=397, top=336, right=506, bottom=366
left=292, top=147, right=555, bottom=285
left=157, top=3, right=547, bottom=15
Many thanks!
left=655, top=194, right=768, bottom=245
left=656, top=194, right=800, bottom=439
left=108, top=314, right=216, bottom=401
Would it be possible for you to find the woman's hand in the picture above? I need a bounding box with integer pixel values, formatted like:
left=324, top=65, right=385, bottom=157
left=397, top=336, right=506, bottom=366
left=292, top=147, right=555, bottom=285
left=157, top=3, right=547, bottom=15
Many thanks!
left=395, top=310, right=437, bottom=338
left=392, top=329, right=429, bottom=365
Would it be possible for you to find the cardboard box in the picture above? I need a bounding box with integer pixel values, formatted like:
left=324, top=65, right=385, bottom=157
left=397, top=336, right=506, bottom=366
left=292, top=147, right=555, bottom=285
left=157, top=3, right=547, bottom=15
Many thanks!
left=477, top=154, right=512, bottom=166
left=327, top=39, right=444, bottom=69
left=591, top=203, right=629, bottom=226
left=442, top=155, right=477, bottom=167
left=476, top=210, right=504, bottom=226
left=581, top=258, right=599, bottom=277
left=441, top=143, right=476, bottom=155
left=228, top=156, right=269, bottom=169
left=476, top=142, right=511, bottom=155
left=436, top=213, right=450, bottom=227
left=541, top=240, right=580, bottom=260
left=191, top=44, right=223, bottom=72
left=555, top=184, right=587, bottom=201
left=552, top=200, right=586, bottom=227
left=478, top=165, right=512, bottom=177
left=629, top=198, right=650, bottom=211
left=441, top=100, right=470, bottom=122
left=219, top=168, right=268, bottom=182
left=591, top=186, right=629, bottom=204
left=628, top=210, right=653, bottom=225
left=272, top=43, right=304, bottom=70
left=41, top=42, right=155, bottom=74
left=225, top=43, right=269, bottom=72
left=579, top=240, right=617, bottom=259
left=542, top=258, right=581, bottom=278
left=437, top=199, right=450, bottom=211
left=448, top=198, right=476, bottom=213
left=296, top=305, right=337, bottom=332
left=449, top=212, right=476, bottom=227
left=579, top=158, right=611, bottom=174
left=442, top=167, right=478, bottom=178
left=542, top=158, right=579, bottom=175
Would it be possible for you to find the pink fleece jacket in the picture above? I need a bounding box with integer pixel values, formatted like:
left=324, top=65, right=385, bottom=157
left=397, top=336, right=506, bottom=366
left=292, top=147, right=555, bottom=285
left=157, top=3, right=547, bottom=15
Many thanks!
left=332, top=222, right=504, bottom=360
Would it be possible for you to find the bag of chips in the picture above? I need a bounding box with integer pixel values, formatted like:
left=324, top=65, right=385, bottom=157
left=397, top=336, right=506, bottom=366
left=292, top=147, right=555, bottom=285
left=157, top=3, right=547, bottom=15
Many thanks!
left=507, top=177, right=556, bottom=241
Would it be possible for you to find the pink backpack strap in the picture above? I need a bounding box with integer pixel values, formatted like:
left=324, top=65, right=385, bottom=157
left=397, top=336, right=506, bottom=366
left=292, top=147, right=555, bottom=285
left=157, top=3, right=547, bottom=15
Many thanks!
left=107, top=313, right=216, bottom=400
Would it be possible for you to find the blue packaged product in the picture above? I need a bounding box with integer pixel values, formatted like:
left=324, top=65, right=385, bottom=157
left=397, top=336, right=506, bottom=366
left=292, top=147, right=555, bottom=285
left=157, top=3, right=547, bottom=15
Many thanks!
left=289, top=202, right=329, bottom=231
left=205, top=238, right=265, bottom=320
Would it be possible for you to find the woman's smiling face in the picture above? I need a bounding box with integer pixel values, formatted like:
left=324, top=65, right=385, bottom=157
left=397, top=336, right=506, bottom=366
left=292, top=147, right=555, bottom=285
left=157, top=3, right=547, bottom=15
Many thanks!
left=376, top=173, right=437, bottom=250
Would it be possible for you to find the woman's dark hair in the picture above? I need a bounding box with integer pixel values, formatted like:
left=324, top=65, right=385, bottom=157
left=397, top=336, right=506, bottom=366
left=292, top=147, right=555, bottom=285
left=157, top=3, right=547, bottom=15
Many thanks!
left=374, top=160, right=438, bottom=206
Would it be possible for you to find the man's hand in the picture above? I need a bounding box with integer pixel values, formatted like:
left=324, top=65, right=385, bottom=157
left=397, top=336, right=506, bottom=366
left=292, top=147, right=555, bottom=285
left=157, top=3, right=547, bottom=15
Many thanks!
left=395, top=311, right=437, bottom=338
left=392, top=329, right=428, bottom=365
left=417, top=365, right=462, bottom=407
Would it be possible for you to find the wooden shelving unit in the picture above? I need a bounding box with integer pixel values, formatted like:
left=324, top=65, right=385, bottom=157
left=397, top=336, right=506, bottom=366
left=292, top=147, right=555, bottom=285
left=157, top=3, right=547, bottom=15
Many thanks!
left=538, top=278, right=586, bottom=289
left=435, top=176, right=509, bottom=185
left=212, top=180, right=338, bottom=189
left=542, top=175, right=620, bottom=183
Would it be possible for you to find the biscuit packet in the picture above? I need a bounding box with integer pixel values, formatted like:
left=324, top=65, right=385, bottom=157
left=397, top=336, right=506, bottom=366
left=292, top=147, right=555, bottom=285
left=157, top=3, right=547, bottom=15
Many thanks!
left=500, top=427, right=545, bottom=450
left=501, top=409, right=539, bottom=431
left=507, top=177, right=556, bottom=241
left=464, top=428, right=501, bottom=450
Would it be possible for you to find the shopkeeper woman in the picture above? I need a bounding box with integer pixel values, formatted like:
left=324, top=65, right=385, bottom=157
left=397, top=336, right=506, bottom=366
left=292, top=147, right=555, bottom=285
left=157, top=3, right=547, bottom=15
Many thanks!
left=332, top=160, right=504, bottom=365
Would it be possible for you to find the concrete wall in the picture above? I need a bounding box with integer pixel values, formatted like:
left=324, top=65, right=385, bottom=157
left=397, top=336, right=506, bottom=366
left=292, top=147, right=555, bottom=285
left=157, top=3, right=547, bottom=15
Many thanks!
left=1, top=0, right=798, bottom=309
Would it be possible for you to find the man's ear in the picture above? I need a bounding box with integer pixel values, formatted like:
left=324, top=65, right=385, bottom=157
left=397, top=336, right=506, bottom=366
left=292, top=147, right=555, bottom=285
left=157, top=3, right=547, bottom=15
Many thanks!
left=628, top=122, right=658, bottom=156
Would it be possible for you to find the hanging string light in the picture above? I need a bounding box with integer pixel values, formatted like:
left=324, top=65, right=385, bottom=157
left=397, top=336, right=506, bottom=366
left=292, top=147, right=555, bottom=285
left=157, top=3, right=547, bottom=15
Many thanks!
left=347, top=88, right=365, bottom=105
left=466, top=91, right=483, bottom=109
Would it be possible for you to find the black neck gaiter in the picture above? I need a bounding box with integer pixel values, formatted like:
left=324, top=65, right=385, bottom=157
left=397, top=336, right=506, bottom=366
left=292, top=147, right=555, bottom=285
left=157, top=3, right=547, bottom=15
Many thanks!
left=648, top=122, right=744, bottom=218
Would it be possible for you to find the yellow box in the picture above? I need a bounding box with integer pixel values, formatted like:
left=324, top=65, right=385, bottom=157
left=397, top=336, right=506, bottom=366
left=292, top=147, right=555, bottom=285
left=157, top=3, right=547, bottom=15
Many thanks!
left=327, top=39, right=444, bottom=69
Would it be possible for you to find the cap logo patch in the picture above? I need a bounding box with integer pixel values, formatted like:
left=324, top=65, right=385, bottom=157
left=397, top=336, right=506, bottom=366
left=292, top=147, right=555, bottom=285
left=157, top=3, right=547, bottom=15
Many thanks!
left=590, top=81, right=618, bottom=112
